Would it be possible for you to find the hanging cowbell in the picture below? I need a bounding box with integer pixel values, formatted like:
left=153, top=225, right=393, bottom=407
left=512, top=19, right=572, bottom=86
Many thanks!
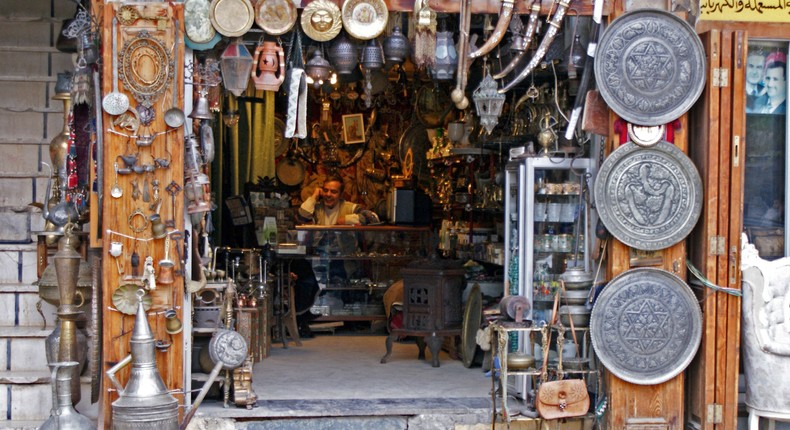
left=251, top=40, right=285, bottom=91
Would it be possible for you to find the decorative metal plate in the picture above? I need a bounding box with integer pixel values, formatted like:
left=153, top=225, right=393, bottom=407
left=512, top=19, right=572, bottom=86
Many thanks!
left=594, top=9, right=706, bottom=126
left=590, top=268, right=702, bottom=385
left=209, top=0, right=255, bottom=37
left=273, top=117, right=288, bottom=157
left=209, top=329, right=249, bottom=369
left=255, top=0, right=297, bottom=36
left=112, top=284, right=152, bottom=315
left=594, top=141, right=702, bottom=251
left=185, top=0, right=216, bottom=44
left=462, top=283, right=482, bottom=368
left=118, top=30, right=173, bottom=108
left=342, top=0, right=388, bottom=41
left=300, top=0, right=342, bottom=42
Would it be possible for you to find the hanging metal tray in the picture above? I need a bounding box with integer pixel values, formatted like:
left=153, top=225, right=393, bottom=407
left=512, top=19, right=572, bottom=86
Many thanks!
left=593, top=9, right=706, bottom=126
left=590, top=268, right=702, bottom=385
left=594, top=141, right=702, bottom=251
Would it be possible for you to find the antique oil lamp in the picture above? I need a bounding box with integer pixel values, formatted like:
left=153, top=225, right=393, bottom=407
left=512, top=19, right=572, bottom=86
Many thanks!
left=220, top=38, right=255, bottom=97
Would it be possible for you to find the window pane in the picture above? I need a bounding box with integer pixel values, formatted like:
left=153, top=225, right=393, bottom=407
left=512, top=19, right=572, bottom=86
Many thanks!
left=744, top=41, right=789, bottom=260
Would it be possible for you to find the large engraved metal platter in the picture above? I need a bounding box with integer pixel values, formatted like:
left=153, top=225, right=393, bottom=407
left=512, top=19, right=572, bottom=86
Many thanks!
left=594, top=141, right=702, bottom=251
left=341, top=0, right=388, bottom=41
left=118, top=30, right=173, bottom=108
left=300, top=0, right=342, bottom=42
left=594, top=9, right=706, bottom=126
left=590, top=268, right=702, bottom=385
left=255, top=0, right=297, bottom=36
left=209, top=0, right=255, bottom=37
left=185, top=0, right=216, bottom=44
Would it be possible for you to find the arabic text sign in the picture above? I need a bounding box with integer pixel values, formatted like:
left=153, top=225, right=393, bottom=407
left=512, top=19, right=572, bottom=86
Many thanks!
left=700, top=0, right=790, bottom=22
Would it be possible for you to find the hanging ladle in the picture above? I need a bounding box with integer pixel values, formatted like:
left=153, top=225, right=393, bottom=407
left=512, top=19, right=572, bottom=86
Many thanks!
left=110, top=162, right=123, bottom=198
left=102, top=17, right=130, bottom=116
left=164, top=20, right=185, bottom=128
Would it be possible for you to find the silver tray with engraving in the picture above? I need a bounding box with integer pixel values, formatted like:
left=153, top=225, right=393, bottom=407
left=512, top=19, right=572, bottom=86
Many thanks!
left=590, top=268, right=702, bottom=385
left=594, top=9, right=706, bottom=126
left=594, top=141, right=702, bottom=251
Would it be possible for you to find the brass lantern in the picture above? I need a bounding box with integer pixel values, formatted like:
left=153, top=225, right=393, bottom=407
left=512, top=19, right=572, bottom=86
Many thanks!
left=220, top=38, right=254, bottom=97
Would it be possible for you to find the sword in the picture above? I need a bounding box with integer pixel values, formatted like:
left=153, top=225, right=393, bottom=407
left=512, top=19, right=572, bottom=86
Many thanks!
left=492, top=2, right=540, bottom=80
left=499, top=0, right=571, bottom=94
left=468, top=0, right=515, bottom=60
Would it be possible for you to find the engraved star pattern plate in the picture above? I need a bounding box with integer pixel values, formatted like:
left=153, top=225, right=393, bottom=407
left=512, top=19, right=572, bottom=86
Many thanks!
left=590, top=268, right=702, bottom=385
left=594, top=141, right=702, bottom=251
left=594, top=9, right=706, bottom=126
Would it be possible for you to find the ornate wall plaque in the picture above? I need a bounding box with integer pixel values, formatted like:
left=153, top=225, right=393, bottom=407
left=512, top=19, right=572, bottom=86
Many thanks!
left=590, top=268, right=702, bottom=385
left=118, top=30, right=173, bottom=108
left=594, top=141, right=702, bottom=251
left=594, top=9, right=706, bottom=126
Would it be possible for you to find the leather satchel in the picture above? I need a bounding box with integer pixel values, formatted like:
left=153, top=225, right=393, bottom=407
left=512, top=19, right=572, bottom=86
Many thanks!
left=535, top=378, right=590, bottom=420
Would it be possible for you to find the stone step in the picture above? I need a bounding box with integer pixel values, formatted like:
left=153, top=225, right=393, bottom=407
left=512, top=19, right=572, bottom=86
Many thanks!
left=0, top=371, right=97, bottom=423
left=0, top=420, right=45, bottom=430
left=0, top=283, right=58, bottom=328
left=0, top=327, right=50, bottom=372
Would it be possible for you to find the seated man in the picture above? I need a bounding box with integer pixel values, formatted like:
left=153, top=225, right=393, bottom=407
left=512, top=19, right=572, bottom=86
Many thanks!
left=292, top=175, right=378, bottom=336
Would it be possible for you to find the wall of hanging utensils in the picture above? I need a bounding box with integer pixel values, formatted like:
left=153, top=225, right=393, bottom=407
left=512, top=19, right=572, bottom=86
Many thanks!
left=100, top=3, right=185, bottom=425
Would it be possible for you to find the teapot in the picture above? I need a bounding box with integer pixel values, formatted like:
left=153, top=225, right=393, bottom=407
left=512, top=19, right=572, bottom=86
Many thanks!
left=251, top=40, right=285, bottom=91
left=40, top=162, right=80, bottom=227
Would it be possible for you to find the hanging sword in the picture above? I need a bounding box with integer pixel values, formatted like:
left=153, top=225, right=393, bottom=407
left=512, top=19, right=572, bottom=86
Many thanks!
left=499, top=0, right=571, bottom=93
left=468, top=0, right=515, bottom=60
left=492, top=1, right=540, bottom=79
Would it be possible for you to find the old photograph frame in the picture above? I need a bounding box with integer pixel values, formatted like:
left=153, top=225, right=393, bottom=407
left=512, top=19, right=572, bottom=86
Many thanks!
left=342, top=113, right=365, bottom=144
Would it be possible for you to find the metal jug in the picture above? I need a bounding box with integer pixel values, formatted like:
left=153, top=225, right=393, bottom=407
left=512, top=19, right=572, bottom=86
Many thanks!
left=107, top=289, right=178, bottom=430
left=40, top=361, right=94, bottom=429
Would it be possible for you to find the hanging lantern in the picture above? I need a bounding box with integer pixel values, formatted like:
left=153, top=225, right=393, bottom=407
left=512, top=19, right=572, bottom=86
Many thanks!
left=305, top=48, right=336, bottom=88
left=472, top=72, right=506, bottom=135
left=431, top=31, right=457, bottom=81
left=220, top=38, right=254, bottom=97
left=382, top=26, right=409, bottom=67
left=329, top=32, right=359, bottom=75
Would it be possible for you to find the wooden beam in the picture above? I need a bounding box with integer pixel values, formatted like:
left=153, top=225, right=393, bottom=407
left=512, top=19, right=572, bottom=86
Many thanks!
left=293, top=0, right=610, bottom=14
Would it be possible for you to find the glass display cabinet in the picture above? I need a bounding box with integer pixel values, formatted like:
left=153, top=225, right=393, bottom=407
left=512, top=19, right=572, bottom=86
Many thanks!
left=502, top=156, right=596, bottom=397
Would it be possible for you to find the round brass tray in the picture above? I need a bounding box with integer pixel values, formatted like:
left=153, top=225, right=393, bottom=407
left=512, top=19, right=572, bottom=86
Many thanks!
left=590, top=268, right=702, bottom=385
left=255, top=0, right=297, bottom=36
left=118, top=31, right=173, bottom=108
left=209, top=0, right=255, bottom=37
left=594, top=141, right=702, bottom=251
left=594, top=9, right=706, bottom=126
left=342, top=0, right=388, bottom=41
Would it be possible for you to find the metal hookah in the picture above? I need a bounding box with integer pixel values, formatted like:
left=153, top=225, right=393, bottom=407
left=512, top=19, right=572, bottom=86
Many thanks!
left=106, top=289, right=178, bottom=429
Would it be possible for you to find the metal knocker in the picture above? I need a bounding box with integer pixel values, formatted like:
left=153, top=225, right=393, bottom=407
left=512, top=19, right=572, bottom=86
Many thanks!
left=128, top=208, right=150, bottom=234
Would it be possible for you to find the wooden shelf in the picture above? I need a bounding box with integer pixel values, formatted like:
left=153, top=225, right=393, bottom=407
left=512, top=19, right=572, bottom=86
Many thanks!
left=316, top=315, right=386, bottom=322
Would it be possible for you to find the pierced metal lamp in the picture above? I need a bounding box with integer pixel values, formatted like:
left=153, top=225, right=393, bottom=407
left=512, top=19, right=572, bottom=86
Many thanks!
left=472, top=72, right=506, bottom=135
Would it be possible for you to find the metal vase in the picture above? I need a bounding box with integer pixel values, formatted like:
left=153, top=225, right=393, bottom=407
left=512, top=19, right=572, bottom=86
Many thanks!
left=108, top=290, right=178, bottom=430
left=53, top=231, right=86, bottom=405
left=40, top=361, right=94, bottom=429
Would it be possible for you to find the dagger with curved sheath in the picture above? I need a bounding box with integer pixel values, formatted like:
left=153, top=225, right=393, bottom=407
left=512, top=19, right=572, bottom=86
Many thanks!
left=499, top=0, right=571, bottom=93
left=492, top=2, right=540, bottom=80
left=468, top=0, right=515, bottom=60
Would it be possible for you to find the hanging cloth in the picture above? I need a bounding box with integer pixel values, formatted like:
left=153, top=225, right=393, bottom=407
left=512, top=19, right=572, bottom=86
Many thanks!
left=247, top=90, right=276, bottom=182
left=284, top=28, right=307, bottom=138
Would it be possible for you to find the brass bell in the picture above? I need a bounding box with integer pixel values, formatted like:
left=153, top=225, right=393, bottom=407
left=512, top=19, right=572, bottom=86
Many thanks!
left=188, top=88, right=214, bottom=120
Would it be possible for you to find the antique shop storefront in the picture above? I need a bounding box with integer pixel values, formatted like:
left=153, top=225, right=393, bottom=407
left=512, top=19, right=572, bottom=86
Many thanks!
left=23, top=0, right=790, bottom=428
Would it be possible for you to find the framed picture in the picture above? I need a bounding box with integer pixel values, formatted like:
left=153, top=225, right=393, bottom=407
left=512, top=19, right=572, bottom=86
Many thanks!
left=342, top=113, right=365, bottom=144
